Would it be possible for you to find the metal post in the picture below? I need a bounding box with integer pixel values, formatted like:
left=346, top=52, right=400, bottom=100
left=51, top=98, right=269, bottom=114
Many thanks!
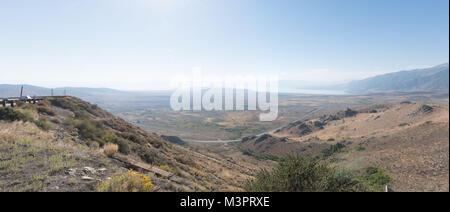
left=20, top=86, right=23, bottom=98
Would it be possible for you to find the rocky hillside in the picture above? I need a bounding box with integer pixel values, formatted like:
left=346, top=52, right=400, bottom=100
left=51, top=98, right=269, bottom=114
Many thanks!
left=241, top=102, right=449, bottom=191
left=0, top=97, right=268, bottom=192
left=346, top=63, right=449, bottom=94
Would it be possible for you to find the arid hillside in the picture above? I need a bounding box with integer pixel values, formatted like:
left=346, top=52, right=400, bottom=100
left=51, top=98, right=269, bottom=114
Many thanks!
left=0, top=97, right=271, bottom=192
left=241, top=102, right=449, bottom=191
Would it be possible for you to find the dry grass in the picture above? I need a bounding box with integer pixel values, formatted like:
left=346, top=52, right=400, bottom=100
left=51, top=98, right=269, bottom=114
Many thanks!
left=0, top=121, right=54, bottom=143
left=103, top=143, right=119, bottom=156
left=0, top=120, right=127, bottom=192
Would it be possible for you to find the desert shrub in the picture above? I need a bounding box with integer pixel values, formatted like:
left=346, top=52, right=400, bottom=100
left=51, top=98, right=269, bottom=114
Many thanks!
left=95, top=170, right=155, bottom=192
left=174, top=155, right=197, bottom=167
left=34, top=118, right=52, bottom=131
left=99, top=132, right=130, bottom=154
left=49, top=97, right=102, bottom=119
left=102, top=118, right=132, bottom=132
left=359, top=167, right=393, bottom=191
left=322, top=142, right=346, bottom=157
left=147, top=136, right=163, bottom=148
left=0, top=107, right=52, bottom=130
left=140, top=149, right=163, bottom=165
left=73, top=119, right=107, bottom=144
left=245, top=155, right=368, bottom=192
left=398, top=123, right=409, bottom=127
left=70, top=131, right=79, bottom=137
left=63, top=117, right=76, bottom=130
left=103, top=143, right=119, bottom=156
left=37, top=99, right=50, bottom=106
left=114, top=138, right=130, bottom=154
left=101, top=132, right=117, bottom=144
left=0, top=107, right=26, bottom=122
left=327, top=138, right=335, bottom=142
left=119, top=132, right=146, bottom=145
left=235, top=143, right=282, bottom=161
left=159, top=165, right=172, bottom=172
left=57, top=104, right=132, bottom=154
left=253, top=152, right=281, bottom=161
left=20, top=109, right=36, bottom=121
left=354, top=145, right=365, bottom=151
left=37, top=106, right=55, bottom=116
left=66, top=118, right=130, bottom=154
left=89, top=141, right=100, bottom=149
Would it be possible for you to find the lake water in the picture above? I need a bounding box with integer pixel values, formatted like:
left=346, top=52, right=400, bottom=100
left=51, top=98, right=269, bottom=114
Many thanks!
left=279, top=88, right=349, bottom=95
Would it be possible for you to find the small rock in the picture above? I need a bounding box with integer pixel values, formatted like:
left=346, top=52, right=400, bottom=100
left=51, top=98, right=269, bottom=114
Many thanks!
left=81, top=176, right=95, bottom=181
left=65, top=168, right=77, bottom=176
left=83, top=167, right=96, bottom=175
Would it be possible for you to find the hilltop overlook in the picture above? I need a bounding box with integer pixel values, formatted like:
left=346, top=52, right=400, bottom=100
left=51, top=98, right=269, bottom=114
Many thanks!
left=0, top=96, right=272, bottom=191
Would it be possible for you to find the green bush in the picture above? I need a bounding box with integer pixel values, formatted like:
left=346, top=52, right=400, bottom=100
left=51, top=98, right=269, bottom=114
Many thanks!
left=34, top=118, right=52, bottom=131
left=0, top=107, right=51, bottom=131
left=234, top=143, right=282, bottom=161
left=245, top=155, right=368, bottom=192
left=0, top=107, right=26, bottom=122
left=119, top=132, right=146, bottom=145
left=74, top=119, right=106, bottom=143
left=354, top=145, right=365, bottom=151
left=322, top=142, right=346, bottom=157
left=20, top=109, right=35, bottom=122
left=141, top=150, right=160, bottom=165
left=115, top=137, right=130, bottom=154
left=37, top=106, right=55, bottom=116
left=360, top=167, right=393, bottom=191
left=49, top=97, right=101, bottom=119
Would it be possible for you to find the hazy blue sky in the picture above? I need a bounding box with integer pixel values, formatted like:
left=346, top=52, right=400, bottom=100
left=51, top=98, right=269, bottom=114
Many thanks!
left=0, top=0, right=448, bottom=90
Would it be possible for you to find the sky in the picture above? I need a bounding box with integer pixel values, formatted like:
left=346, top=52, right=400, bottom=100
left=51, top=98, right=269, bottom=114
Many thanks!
left=0, top=0, right=448, bottom=90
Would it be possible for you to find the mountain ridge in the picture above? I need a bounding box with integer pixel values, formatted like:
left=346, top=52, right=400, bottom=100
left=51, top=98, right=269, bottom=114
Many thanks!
left=240, top=102, right=449, bottom=191
left=2, top=63, right=448, bottom=98
left=346, top=63, right=449, bottom=94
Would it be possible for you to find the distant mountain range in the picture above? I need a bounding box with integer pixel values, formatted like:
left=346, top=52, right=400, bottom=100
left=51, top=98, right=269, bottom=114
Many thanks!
left=1, top=63, right=448, bottom=99
left=0, top=84, right=126, bottom=98
left=345, top=63, right=449, bottom=94
left=0, top=84, right=172, bottom=111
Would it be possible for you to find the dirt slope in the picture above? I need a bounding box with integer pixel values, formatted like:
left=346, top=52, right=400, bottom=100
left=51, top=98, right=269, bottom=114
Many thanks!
left=0, top=97, right=270, bottom=191
left=241, top=102, right=449, bottom=191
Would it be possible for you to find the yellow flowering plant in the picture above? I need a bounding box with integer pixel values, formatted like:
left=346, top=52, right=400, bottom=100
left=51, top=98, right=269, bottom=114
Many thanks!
left=96, top=170, right=155, bottom=192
